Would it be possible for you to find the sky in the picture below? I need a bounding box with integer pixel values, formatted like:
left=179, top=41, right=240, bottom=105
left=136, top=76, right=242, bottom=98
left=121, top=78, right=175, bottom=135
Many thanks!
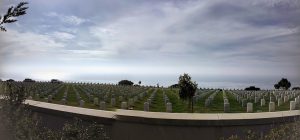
left=0, top=0, right=299, bottom=89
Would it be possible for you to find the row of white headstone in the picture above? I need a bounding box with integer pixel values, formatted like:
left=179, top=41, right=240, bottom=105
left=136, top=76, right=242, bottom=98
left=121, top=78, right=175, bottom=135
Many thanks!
left=193, top=90, right=212, bottom=104
left=205, top=91, right=218, bottom=107
left=223, top=90, right=230, bottom=113
left=236, top=91, right=300, bottom=112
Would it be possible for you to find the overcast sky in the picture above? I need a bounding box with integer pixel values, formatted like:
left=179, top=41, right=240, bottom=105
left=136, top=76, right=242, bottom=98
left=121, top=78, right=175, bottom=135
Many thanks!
left=0, top=0, right=299, bottom=89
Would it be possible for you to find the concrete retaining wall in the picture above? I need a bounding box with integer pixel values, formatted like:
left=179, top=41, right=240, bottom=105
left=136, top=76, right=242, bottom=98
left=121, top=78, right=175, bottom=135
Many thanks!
left=26, top=100, right=300, bottom=140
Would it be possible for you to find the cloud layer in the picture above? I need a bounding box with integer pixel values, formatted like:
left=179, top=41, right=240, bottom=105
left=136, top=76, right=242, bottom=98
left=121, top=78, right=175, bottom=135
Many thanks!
left=0, top=0, right=299, bottom=88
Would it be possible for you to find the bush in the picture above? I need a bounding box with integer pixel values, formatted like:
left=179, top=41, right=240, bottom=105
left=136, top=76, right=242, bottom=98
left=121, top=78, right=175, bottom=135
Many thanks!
left=292, top=87, right=300, bottom=90
left=245, top=86, right=260, bottom=91
left=169, top=84, right=179, bottom=88
left=221, top=121, right=300, bottom=140
left=0, top=82, right=110, bottom=140
left=118, top=80, right=134, bottom=86
left=274, top=78, right=291, bottom=90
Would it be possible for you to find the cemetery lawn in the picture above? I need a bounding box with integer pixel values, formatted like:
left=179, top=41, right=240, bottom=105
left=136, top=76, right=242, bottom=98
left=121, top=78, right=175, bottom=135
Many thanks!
left=25, top=83, right=300, bottom=113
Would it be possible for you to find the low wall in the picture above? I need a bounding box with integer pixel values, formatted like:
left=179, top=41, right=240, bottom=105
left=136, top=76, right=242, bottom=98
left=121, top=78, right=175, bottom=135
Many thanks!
left=26, top=100, right=300, bottom=140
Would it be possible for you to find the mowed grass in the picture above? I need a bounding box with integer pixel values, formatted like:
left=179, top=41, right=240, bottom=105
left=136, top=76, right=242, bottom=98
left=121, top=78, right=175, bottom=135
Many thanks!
left=30, top=83, right=300, bottom=113
left=204, top=91, right=224, bottom=113
left=133, top=89, right=153, bottom=110
left=66, top=85, right=80, bottom=106
left=133, top=88, right=189, bottom=113
left=226, top=91, right=245, bottom=113
left=74, top=85, right=89, bottom=103
left=150, top=89, right=166, bottom=112
left=53, top=85, right=67, bottom=102
left=165, top=89, right=189, bottom=113
left=194, top=90, right=215, bottom=113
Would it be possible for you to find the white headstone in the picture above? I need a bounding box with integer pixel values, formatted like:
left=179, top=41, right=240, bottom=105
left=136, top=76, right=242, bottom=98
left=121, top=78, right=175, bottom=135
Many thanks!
left=147, top=99, right=152, bottom=105
left=295, top=98, right=299, bottom=105
left=205, top=99, right=211, bottom=107
left=121, top=102, right=128, bottom=109
left=61, top=98, right=66, bottom=105
left=290, top=101, right=296, bottom=110
left=100, top=101, right=106, bottom=110
left=247, top=103, right=253, bottom=113
left=224, top=99, right=229, bottom=104
left=166, top=102, right=172, bottom=113
left=28, top=96, right=33, bottom=100
left=111, top=98, right=116, bottom=106
left=269, top=96, right=273, bottom=102
left=242, top=99, right=247, bottom=107
left=254, top=97, right=258, bottom=103
left=224, top=102, right=230, bottom=113
left=269, top=102, right=275, bottom=112
left=144, top=102, right=149, bottom=111
left=277, top=98, right=282, bottom=107
left=261, top=99, right=265, bottom=106
left=48, top=95, right=52, bottom=103
left=93, top=97, right=99, bottom=105
left=79, top=100, right=85, bottom=107
left=284, top=96, right=288, bottom=103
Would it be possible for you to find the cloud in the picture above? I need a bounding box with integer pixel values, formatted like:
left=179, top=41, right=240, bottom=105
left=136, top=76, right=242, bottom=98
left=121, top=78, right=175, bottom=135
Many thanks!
left=1, top=0, right=299, bottom=88
left=62, top=15, right=86, bottom=25
left=205, top=0, right=300, bottom=28
left=46, top=12, right=87, bottom=26
left=88, top=0, right=299, bottom=57
left=0, top=29, right=65, bottom=65
left=50, top=31, right=75, bottom=41
left=85, top=0, right=300, bottom=83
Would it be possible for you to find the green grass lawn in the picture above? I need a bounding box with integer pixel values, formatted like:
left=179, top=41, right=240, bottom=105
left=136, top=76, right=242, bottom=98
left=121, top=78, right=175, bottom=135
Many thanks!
left=133, top=89, right=153, bottom=111
left=53, top=85, right=66, bottom=102
left=194, top=90, right=215, bottom=113
left=28, top=83, right=300, bottom=113
left=165, top=89, right=189, bottom=113
left=226, top=91, right=245, bottom=113
left=149, top=89, right=166, bottom=112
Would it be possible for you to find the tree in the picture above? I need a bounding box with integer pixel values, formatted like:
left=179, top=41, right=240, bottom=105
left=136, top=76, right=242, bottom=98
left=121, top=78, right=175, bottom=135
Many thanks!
left=51, top=79, right=62, bottom=84
left=23, top=78, right=35, bottom=83
left=245, top=86, right=260, bottom=91
left=274, top=78, right=291, bottom=90
left=292, top=87, right=300, bottom=90
left=274, top=84, right=280, bottom=89
left=169, top=84, right=179, bottom=88
left=0, top=2, right=28, bottom=32
left=138, top=81, right=141, bottom=85
left=118, top=80, right=134, bottom=86
left=178, top=73, right=198, bottom=112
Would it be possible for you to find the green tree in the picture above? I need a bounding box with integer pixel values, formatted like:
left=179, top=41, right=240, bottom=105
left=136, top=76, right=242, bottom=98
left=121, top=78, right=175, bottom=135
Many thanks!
left=274, top=84, right=280, bottom=89
left=178, top=73, right=197, bottom=112
left=245, top=86, right=260, bottom=91
left=118, top=80, right=134, bottom=86
left=169, top=84, right=179, bottom=88
left=274, top=78, right=291, bottom=90
left=0, top=2, right=28, bottom=32
left=292, top=87, right=300, bottom=90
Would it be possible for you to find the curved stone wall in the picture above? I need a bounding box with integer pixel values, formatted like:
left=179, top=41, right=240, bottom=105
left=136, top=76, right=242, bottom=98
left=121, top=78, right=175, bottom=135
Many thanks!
left=26, top=100, right=300, bottom=140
